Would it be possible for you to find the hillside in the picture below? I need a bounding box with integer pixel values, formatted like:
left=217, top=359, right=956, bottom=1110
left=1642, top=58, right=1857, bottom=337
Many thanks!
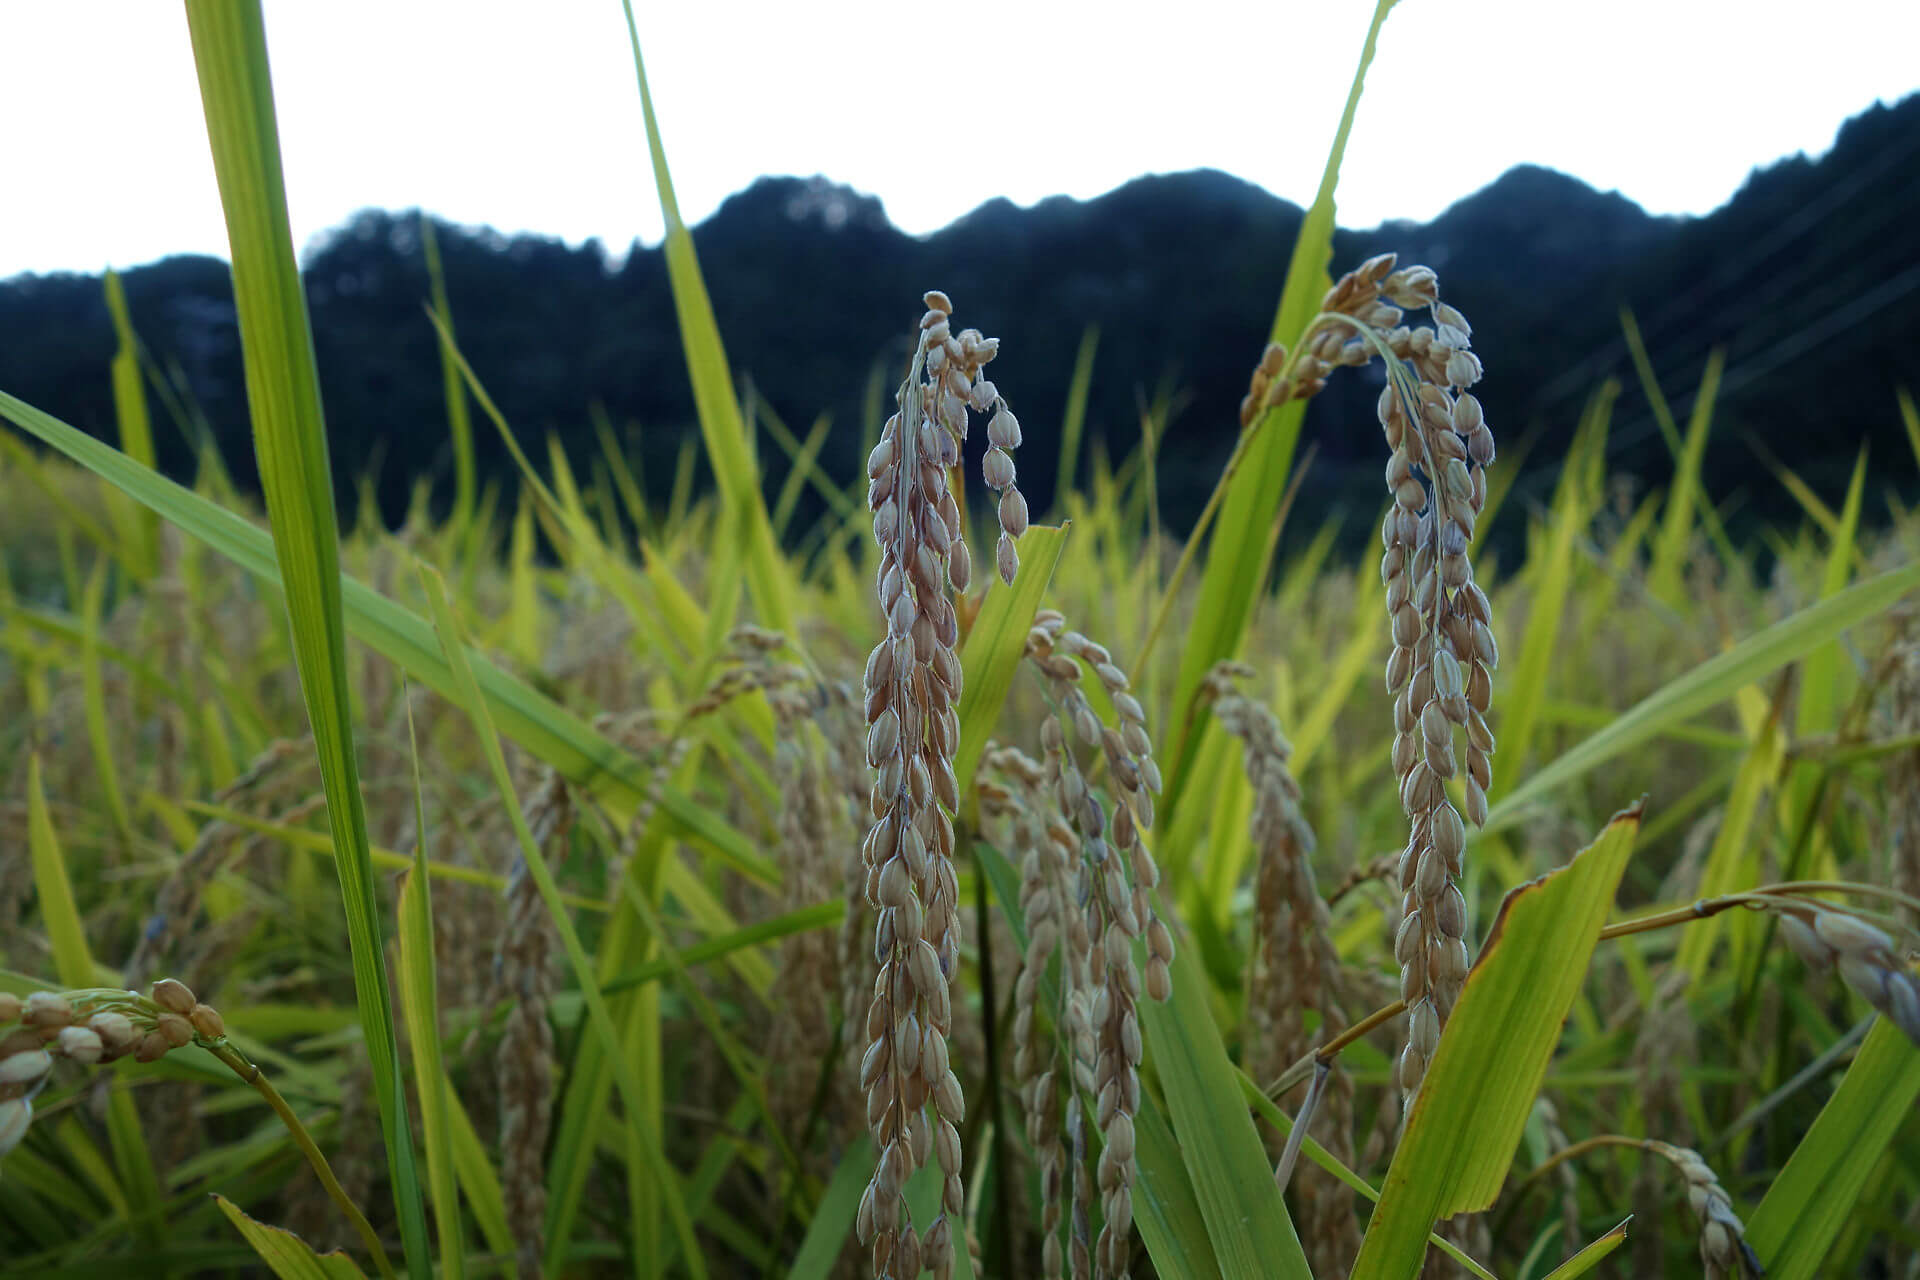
left=2, top=93, right=1916, bottom=542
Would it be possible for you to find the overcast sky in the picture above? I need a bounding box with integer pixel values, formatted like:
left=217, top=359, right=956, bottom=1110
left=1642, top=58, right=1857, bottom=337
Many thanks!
left=2, top=2, right=1917, bottom=279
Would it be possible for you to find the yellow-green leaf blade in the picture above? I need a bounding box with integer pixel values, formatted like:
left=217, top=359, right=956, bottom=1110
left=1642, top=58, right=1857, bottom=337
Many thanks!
left=787, top=1138, right=874, bottom=1280
left=214, top=1195, right=369, bottom=1280
left=182, top=3, right=430, bottom=1268
left=1353, top=805, right=1642, bottom=1274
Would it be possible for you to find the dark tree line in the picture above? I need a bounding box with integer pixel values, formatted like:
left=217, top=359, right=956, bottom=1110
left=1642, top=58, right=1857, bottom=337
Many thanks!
left=2, top=93, right=1916, bottom=552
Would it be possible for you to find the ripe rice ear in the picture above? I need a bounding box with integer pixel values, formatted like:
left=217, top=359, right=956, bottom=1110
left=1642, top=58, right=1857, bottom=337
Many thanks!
left=1202, top=662, right=1358, bottom=1272
left=858, top=293, right=1010, bottom=1278
left=494, top=769, right=572, bottom=1279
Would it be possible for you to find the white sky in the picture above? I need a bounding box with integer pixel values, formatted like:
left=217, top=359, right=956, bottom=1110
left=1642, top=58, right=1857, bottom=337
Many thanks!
left=2, top=1, right=1917, bottom=279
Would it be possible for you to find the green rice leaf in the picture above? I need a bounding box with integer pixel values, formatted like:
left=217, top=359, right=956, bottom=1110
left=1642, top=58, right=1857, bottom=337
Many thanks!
left=396, top=696, right=465, bottom=1280
left=103, top=269, right=158, bottom=577
left=1055, top=326, right=1100, bottom=502
left=182, top=4, right=430, bottom=1270
left=443, top=1079, right=516, bottom=1265
left=1132, top=1091, right=1225, bottom=1280
left=79, top=561, right=134, bottom=851
left=601, top=900, right=840, bottom=995
left=1646, top=349, right=1724, bottom=604
left=1748, top=1018, right=1920, bottom=1279
left=786, top=1138, right=872, bottom=1280
left=1675, top=696, right=1787, bottom=976
left=954, top=523, right=1071, bottom=797
left=26, top=755, right=115, bottom=997
left=1352, top=805, right=1641, bottom=1274
left=420, top=217, right=477, bottom=531
left=1141, top=942, right=1312, bottom=1278
left=618, top=0, right=790, bottom=635
left=1502, top=387, right=1604, bottom=772
left=1538, top=1219, right=1631, bottom=1278
left=1898, top=387, right=1920, bottom=472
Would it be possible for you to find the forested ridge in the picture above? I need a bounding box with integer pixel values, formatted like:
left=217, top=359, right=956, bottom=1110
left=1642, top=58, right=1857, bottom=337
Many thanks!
left=3, top=93, right=1915, bottom=544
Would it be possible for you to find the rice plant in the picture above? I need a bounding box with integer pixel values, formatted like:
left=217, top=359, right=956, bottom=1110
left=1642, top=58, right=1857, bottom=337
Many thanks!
left=2, top=2, right=1917, bottom=1277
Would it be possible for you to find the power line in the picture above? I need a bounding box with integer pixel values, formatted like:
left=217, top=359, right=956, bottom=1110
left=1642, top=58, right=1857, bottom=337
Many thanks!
left=1532, top=117, right=1920, bottom=412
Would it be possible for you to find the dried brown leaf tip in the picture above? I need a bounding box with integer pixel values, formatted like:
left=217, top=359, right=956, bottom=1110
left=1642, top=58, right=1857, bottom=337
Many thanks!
left=857, top=290, right=1023, bottom=1279
left=0, top=981, right=230, bottom=1161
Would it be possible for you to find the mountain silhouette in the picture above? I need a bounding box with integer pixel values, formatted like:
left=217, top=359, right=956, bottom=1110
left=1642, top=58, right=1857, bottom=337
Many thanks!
left=2, top=93, right=1915, bottom=550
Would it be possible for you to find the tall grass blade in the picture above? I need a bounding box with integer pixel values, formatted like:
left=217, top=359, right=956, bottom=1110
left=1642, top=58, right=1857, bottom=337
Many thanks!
left=1795, top=447, right=1867, bottom=743
left=420, top=217, right=477, bottom=532
left=443, top=1083, right=516, bottom=1265
left=1747, top=1019, right=1920, bottom=1279
left=786, top=1138, right=872, bottom=1280
left=1055, top=325, right=1099, bottom=503
left=1898, top=387, right=1920, bottom=471
left=397, top=698, right=466, bottom=1280
left=181, top=5, right=430, bottom=1267
left=1161, top=0, right=1397, bottom=815
left=103, top=268, right=158, bottom=576
left=1674, top=695, right=1787, bottom=976
left=1142, top=945, right=1312, bottom=1277
left=80, top=561, right=135, bottom=851
left=1538, top=1219, right=1631, bottom=1279
left=1646, top=349, right=1725, bottom=604
left=1502, top=393, right=1602, bottom=773
left=617, top=0, right=789, bottom=634
left=1131, top=1092, right=1224, bottom=1280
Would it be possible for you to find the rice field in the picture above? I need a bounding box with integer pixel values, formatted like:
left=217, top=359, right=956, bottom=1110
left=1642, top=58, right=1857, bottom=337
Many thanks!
left=2, top=3, right=1918, bottom=1278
